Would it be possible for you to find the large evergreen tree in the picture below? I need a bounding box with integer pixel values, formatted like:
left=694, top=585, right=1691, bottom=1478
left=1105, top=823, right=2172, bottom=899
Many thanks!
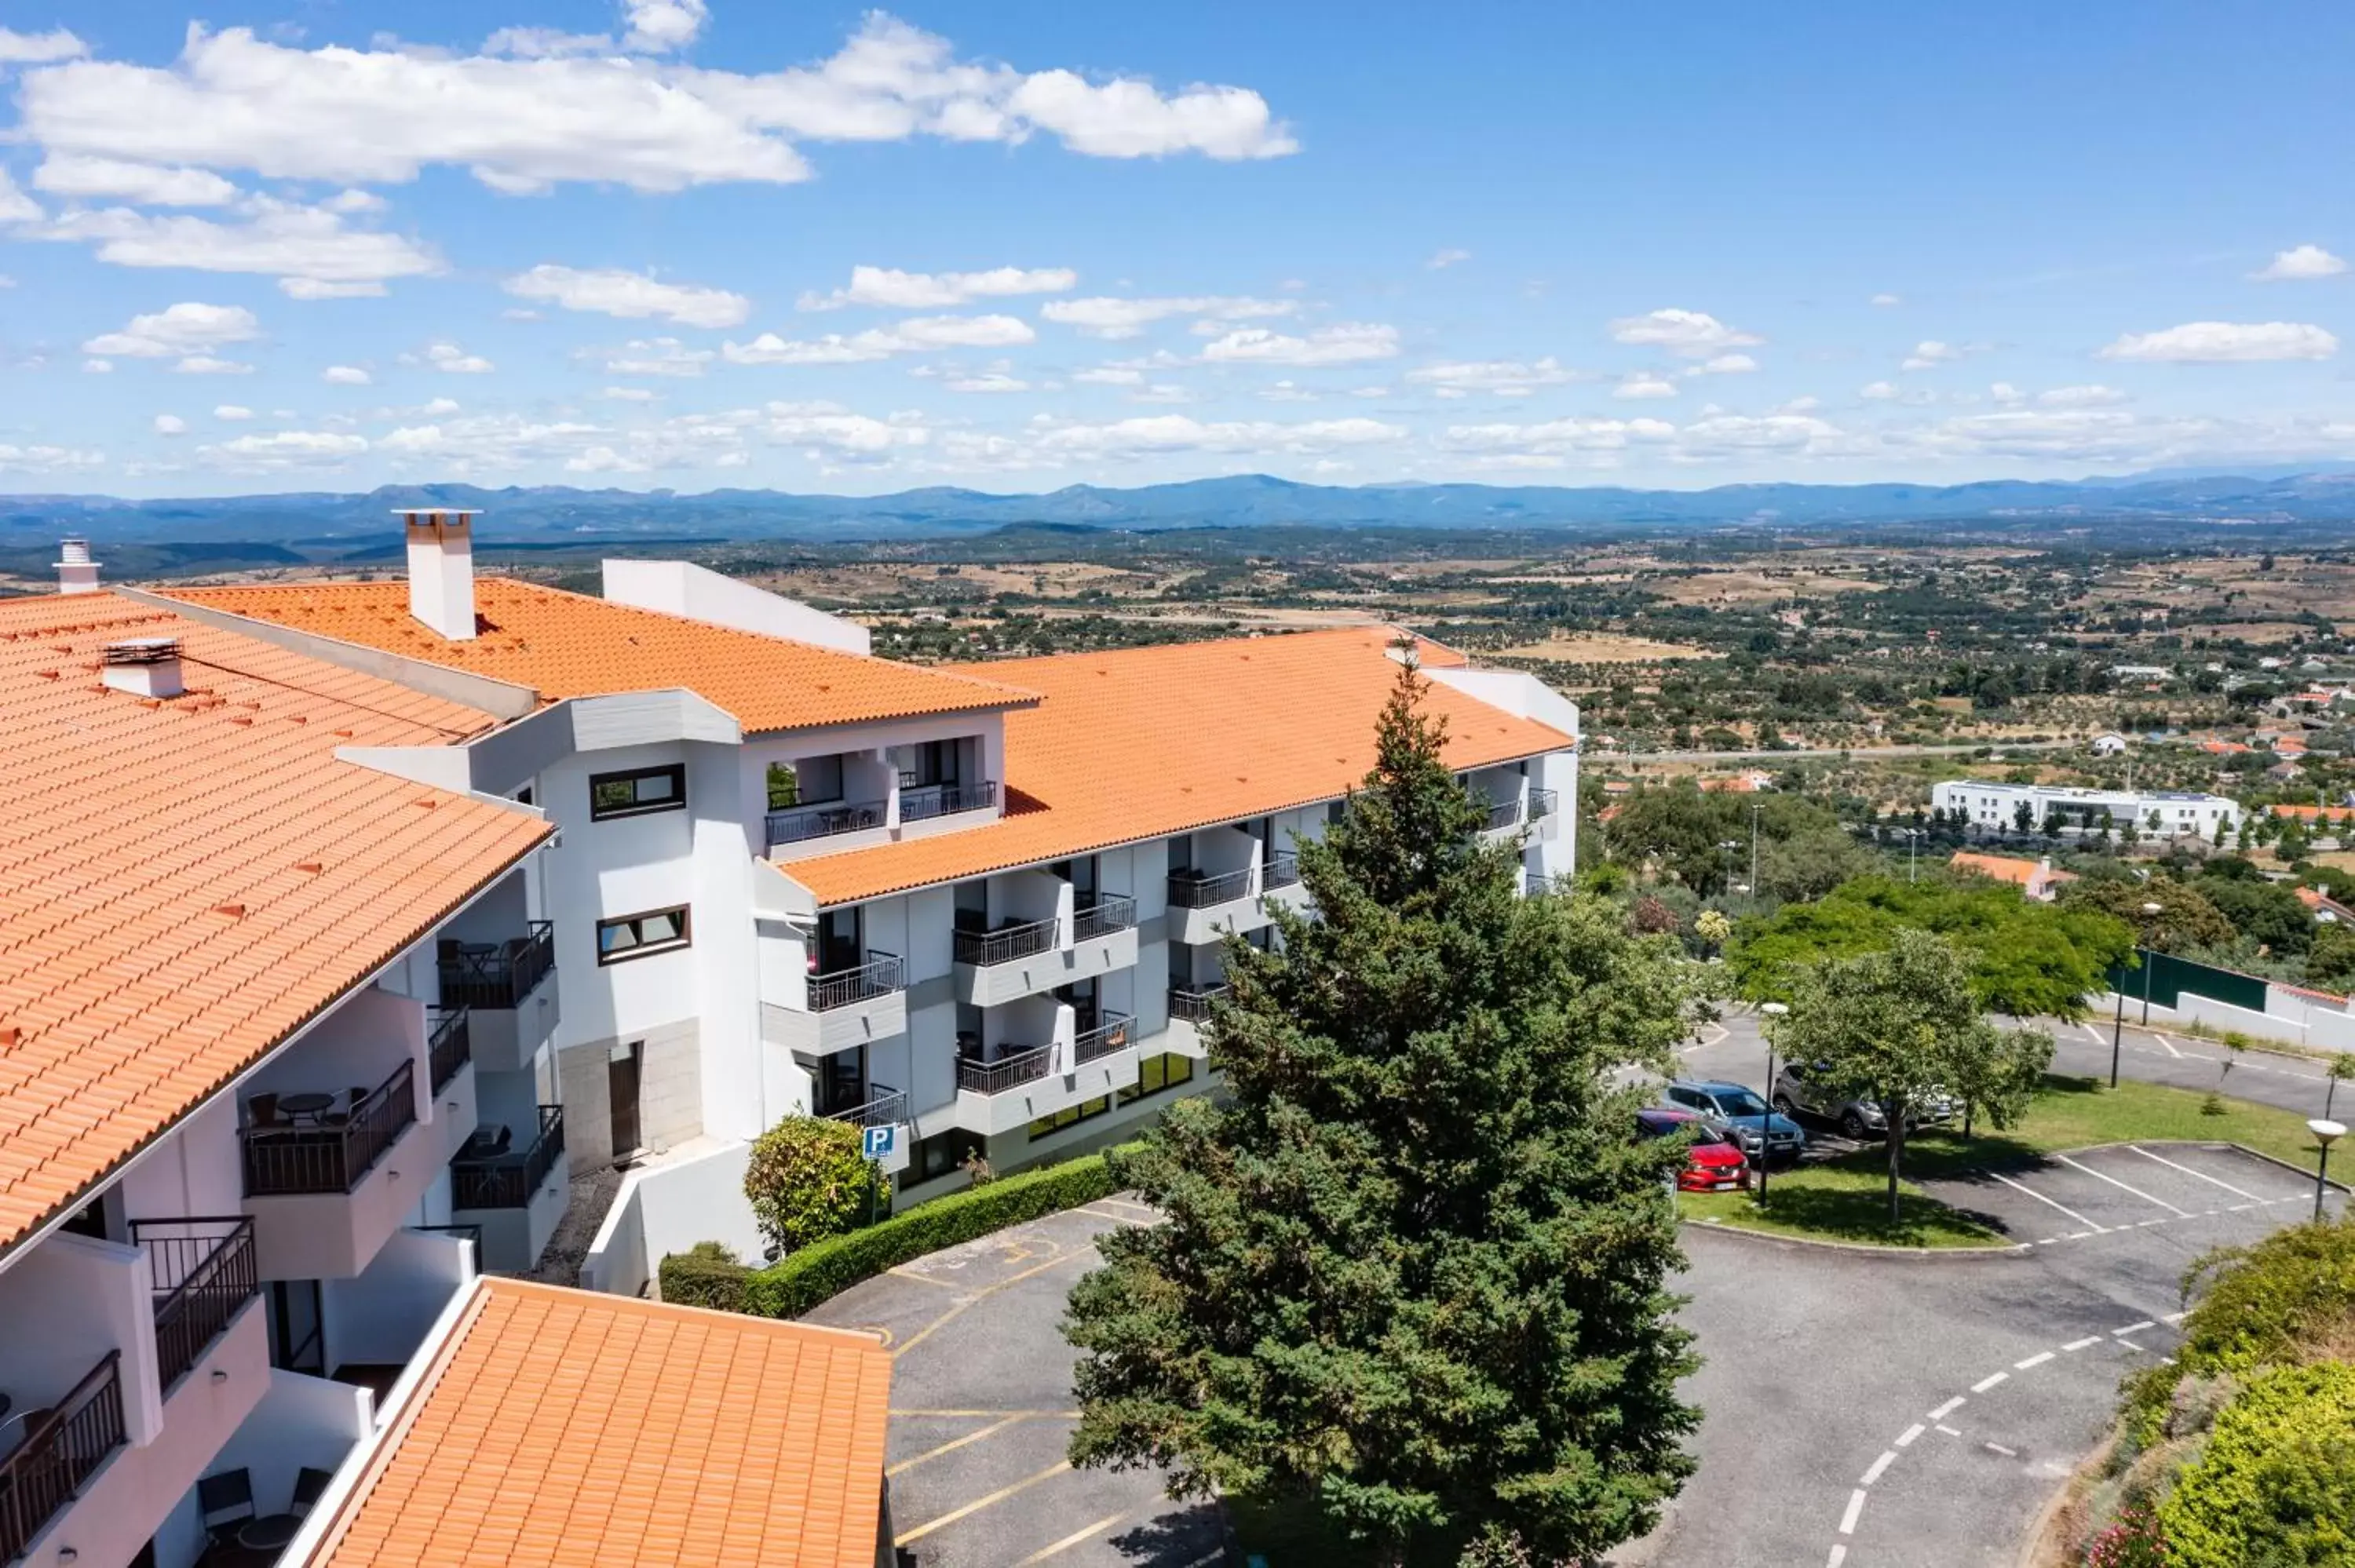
left=1062, top=653, right=1707, bottom=1566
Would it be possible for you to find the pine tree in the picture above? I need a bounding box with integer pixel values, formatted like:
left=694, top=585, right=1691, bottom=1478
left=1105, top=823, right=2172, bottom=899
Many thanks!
left=1062, top=653, right=1707, bottom=1566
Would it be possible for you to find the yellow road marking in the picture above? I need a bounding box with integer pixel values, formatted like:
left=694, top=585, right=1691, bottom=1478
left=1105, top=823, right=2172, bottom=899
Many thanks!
left=887, top=1413, right=1029, bottom=1477
left=891, top=1245, right=1101, bottom=1361
left=882, top=1266, right=964, bottom=1289
left=1014, top=1510, right=1131, bottom=1564
left=893, top=1460, right=1072, bottom=1546
left=1075, top=1206, right=1151, bottom=1226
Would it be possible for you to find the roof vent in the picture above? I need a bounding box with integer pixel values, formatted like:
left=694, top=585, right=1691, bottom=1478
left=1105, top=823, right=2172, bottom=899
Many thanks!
left=102, top=636, right=185, bottom=699
left=55, top=538, right=100, bottom=596
left=400, top=508, right=478, bottom=642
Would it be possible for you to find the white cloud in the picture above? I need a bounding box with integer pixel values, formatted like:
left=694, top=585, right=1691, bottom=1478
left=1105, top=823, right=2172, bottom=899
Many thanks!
left=280, top=278, right=388, bottom=300
left=1072, top=365, right=1145, bottom=385
left=1041, top=295, right=1293, bottom=339
left=602, top=385, right=658, bottom=401
left=0, top=443, right=104, bottom=472
left=1196, top=323, right=1397, bottom=366
left=82, top=358, right=111, bottom=374
left=213, top=404, right=254, bottom=420
left=1870, top=292, right=1902, bottom=307
left=199, top=428, right=371, bottom=472
left=722, top=313, right=1033, bottom=364
left=13, top=15, right=1293, bottom=200
left=2098, top=320, right=2339, bottom=363
left=26, top=199, right=440, bottom=290
left=1608, top=308, right=1762, bottom=357
left=602, top=337, right=715, bottom=377
left=1258, top=381, right=1318, bottom=402
left=2038, top=384, right=2128, bottom=407
left=763, top=400, right=931, bottom=459
left=425, top=341, right=495, bottom=374
left=83, top=301, right=261, bottom=358
left=32, top=155, right=239, bottom=206
left=2253, top=244, right=2346, bottom=282
left=1689, top=352, right=1758, bottom=376
left=943, top=372, right=1029, bottom=393
left=418, top=397, right=462, bottom=417
left=798, top=264, right=1075, bottom=311
left=0, top=170, right=36, bottom=224
left=0, top=27, right=86, bottom=64
left=1989, top=381, right=2023, bottom=406
left=502, top=263, right=750, bottom=328
left=1426, top=248, right=1472, bottom=270
left=173, top=355, right=253, bottom=374
left=1612, top=373, right=1679, bottom=399
left=1440, top=415, right=1676, bottom=467
left=153, top=414, right=187, bottom=436
left=1900, top=339, right=1963, bottom=371
left=1032, top=414, right=1406, bottom=458
left=1130, top=383, right=1193, bottom=404
left=323, top=364, right=372, bottom=385
left=1404, top=356, right=1579, bottom=395
left=1677, top=412, right=1853, bottom=458
left=382, top=414, right=604, bottom=472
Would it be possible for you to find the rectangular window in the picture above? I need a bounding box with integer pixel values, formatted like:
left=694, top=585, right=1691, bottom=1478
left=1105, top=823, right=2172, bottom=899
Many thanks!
left=589, top=764, right=685, bottom=821
left=597, top=905, right=692, bottom=965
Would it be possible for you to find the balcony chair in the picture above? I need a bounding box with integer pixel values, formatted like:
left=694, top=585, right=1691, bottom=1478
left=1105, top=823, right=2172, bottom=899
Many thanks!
left=290, top=1465, right=334, bottom=1518
left=198, top=1468, right=257, bottom=1545
left=245, top=1092, right=283, bottom=1131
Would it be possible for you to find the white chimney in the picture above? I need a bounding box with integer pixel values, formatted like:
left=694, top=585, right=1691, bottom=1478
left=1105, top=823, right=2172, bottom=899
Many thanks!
left=102, top=636, right=184, bottom=699
left=55, top=538, right=100, bottom=596
left=400, top=509, right=478, bottom=640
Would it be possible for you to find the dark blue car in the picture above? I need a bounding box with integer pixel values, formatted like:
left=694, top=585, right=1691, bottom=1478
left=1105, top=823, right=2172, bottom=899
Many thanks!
left=1663, top=1078, right=1806, bottom=1167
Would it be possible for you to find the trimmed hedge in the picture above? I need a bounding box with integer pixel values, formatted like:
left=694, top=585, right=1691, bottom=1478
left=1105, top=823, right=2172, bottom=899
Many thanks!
left=657, top=1240, right=753, bottom=1312
left=2156, top=1361, right=2355, bottom=1566
left=741, top=1147, right=1128, bottom=1318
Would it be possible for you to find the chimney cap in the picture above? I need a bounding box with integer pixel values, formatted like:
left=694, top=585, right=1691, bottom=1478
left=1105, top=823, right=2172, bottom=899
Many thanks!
left=393, top=508, right=481, bottom=518
left=103, top=636, right=182, bottom=666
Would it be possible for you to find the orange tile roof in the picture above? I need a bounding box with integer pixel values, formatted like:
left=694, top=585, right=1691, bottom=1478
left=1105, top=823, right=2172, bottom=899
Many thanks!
left=1948, top=851, right=2075, bottom=888
left=308, top=1278, right=891, bottom=1568
left=2272, top=803, right=2355, bottom=822
left=168, top=577, right=1034, bottom=735
left=0, top=593, right=550, bottom=1258
left=787, top=627, right=1573, bottom=905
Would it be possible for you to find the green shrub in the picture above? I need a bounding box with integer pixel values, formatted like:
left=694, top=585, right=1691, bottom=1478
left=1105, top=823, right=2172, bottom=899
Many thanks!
left=743, top=1149, right=1125, bottom=1318
left=744, top=1114, right=878, bottom=1256
left=2157, top=1361, right=2355, bottom=1566
left=658, top=1240, right=752, bottom=1312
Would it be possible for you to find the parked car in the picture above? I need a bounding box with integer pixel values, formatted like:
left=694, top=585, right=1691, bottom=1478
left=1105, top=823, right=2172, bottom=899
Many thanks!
left=1770, top=1061, right=1958, bottom=1140
left=1663, top=1078, right=1806, bottom=1166
left=1637, top=1107, right=1751, bottom=1191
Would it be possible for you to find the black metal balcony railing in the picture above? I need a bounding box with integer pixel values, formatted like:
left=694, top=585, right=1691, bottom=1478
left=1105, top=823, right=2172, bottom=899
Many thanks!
left=241, top=1059, right=417, bottom=1198
left=808, top=953, right=904, bottom=1012
left=1168, top=983, right=1229, bottom=1023
left=766, top=799, right=888, bottom=847
left=1072, top=894, right=1137, bottom=943
left=899, top=779, right=999, bottom=823
left=1481, top=797, right=1525, bottom=832
left=1169, top=866, right=1255, bottom=909
left=437, top=921, right=554, bottom=1011
left=427, top=1008, right=472, bottom=1095
left=129, top=1217, right=259, bottom=1395
left=954, top=915, right=1060, bottom=968
left=823, top=1084, right=907, bottom=1130
left=1073, top=1012, right=1134, bottom=1065
left=451, top=1105, right=564, bottom=1211
left=957, top=1044, right=1054, bottom=1096
left=0, top=1351, right=125, bottom=1565
left=1528, top=788, right=1559, bottom=820
left=1261, top=852, right=1302, bottom=890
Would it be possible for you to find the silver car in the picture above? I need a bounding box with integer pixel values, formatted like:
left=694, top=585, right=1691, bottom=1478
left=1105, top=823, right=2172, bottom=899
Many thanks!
left=1772, top=1060, right=1955, bottom=1140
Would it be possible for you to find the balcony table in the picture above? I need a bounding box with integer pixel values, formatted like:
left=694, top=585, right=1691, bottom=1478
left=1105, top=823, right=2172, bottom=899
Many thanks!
left=239, top=1514, right=302, bottom=1551
left=276, top=1092, right=337, bottom=1126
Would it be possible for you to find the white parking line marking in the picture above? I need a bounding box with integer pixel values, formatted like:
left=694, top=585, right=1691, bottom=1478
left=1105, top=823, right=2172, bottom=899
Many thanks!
left=1861, top=1450, right=1897, bottom=1486
left=1984, top=1441, right=2018, bottom=1458
left=1988, top=1169, right=2105, bottom=1231
left=1972, top=1371, right=2009, bottom=1393
left=1896, top=1423, right=1925, bottom=1448
left=1929, top=1396, right=1966, bottom=1420
left=1838, top=1489, right=1867, bottom=1535
left=2116, top=1319, right=2156, bottom=1335
left=2014, top=1351, right=2054, bottom=1369
left=2163, top=1311, right=2186, bottom=1324
left=2156, top=1034, right=2184, bottom=1058
left=2081, top=1023, right=2104, bottom=1043
left=2057, top=1153, right=2191, bottom=1216
left=1827, top=1547, right=1848, bottom=1568
left=2063, top=1336, right=2104, bottom=1351
left=1935, top=1424, right=1963, bottom=1436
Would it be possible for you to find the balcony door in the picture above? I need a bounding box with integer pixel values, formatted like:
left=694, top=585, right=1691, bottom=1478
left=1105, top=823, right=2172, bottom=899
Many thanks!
left=1055, top=978, right=1100, bottom=1034
left=817, top=908, right=863, bottom=975
left=269, top=1279, right=325, bottom=1376
left=608, top=1041, right=643, bottom=1160
left=816, top=1048, right=867, bottom=1117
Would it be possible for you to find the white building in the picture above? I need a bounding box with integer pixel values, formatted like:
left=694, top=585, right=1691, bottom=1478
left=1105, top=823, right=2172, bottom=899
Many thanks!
left=155, top=518, right=1579, bottom=1289
left=1930, top=779, right=2241, bottom=839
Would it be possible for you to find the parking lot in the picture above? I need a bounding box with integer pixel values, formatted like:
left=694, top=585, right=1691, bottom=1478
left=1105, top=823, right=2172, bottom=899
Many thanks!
left=1921, top=1140, right=2323, bottom=1248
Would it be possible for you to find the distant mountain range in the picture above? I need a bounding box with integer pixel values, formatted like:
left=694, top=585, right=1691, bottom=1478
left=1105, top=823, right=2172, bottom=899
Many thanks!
left=6, top=468, right=2355, bottom=560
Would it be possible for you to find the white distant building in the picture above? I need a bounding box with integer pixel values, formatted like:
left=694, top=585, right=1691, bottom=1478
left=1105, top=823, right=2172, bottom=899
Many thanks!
left=2090, top=732, right=2128, bottom=756
left=1930, top=779, right=2241, bottom=838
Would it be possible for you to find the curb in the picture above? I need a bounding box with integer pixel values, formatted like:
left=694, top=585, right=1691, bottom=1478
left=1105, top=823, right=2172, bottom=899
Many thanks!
left=1678, top=1216, right=2018, bottom=1260
left=2225, top=1139, right=2352, bottom=1194
left=2014, top=1432, right=2114, bottom=1568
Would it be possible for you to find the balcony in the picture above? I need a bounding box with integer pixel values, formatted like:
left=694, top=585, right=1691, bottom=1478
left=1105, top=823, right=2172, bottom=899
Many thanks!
left=824, top=1085, right=910, bottom=1176
left=956, top=1044, right=1053, bottom=1097
left=761, top=951, right=908, bottom=1059
left=953, top=1012, right=1145, bottom=1137
left=130, top=1217, right=259, bottom=1396
left=1171, top=859, right=1300, bottom=944
left=241, top=1059, right=417, bottom=1198
left=1073, top=895, right=1137, bottom=943
left=0, top=1351, right=126, bottom=1566
left=812, top=952, right=904, bottom=1011
left=1480, top=796, right=1526, bottom=834
left=426, top=1009, right=472, bottom=1096
left=1528, top=788, right=1559, bottom=819
left=1168, top=866, right=1256, bottom=911
left=955, top=897, right=1138, bottom=1008
left=1167, top=985, right=1227, bottom=1058
left=954, top=915, right=1060, bottom=968
left=766, top=798, right=887, bottom=850
left=450, top=1107, right=570, bottom=1274
left=900, top=779, right=999, bottom=825
left=439, top=924, right=557, bottom=1074
left=1073, top=1012, right=1135, bottom=1065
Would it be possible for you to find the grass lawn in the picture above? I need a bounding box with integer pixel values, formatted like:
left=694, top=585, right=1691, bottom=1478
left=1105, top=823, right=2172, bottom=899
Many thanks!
left=1678, top=1074, right=2336, bottom=1250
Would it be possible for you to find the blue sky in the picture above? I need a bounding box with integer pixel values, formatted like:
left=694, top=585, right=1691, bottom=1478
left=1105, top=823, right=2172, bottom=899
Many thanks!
left=3, top=0, right=2354, bottom=495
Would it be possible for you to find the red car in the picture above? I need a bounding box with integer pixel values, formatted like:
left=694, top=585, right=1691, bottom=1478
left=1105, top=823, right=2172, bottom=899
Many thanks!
left=1638, top=1107, right=1750, bottom=1193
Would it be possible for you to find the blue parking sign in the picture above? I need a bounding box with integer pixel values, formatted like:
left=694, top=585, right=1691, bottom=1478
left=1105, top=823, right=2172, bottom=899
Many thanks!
left=862, top=1124, right=897, bottom=1160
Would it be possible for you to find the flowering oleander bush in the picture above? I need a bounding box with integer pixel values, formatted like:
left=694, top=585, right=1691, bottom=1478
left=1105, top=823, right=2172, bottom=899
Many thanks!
left=2081, top=1501, right=2167, bottom=1568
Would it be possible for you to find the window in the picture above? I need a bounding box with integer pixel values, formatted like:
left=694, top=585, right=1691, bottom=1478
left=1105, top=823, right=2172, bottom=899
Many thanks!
left=903, top=1129, right=986, bottom=1189
left=597, top=906, right=691, bottom=965
left=589, top=764, right=685, bottom=821
left=1029, top=1053, right=1197, bottom=1140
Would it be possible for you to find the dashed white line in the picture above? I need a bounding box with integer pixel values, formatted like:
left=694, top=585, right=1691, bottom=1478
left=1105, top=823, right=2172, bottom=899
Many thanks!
left=1972, top=1370, right=2009, bottom=1393
left=1895, top=1423, right=1925, bottom=1448
left=2063, top=1336, right=2104, bottom=1352
left=1984, top=1441, right=2018, bottom=1458
left=2080, top=1022, right=2105, bottom=1044
left=2162, top=1311, right=2186, bottom=1324
left=1826, top=1547, right=1848, bottom=1568
left=1929, top=1395, right=1966, bottom=1420
left=2156, top=1034, right=2184, bottom=1058
left=1860, top=1449, right=1897, bottom=1486
left=1988, top=1169, right=2105, bottom=1231
left=1838, top=1489, right=1867, bottom=1535
left=2127, top=1143, right=2261, bottom=1198
left=1935, top=1423, right=1962, bottom=1436
left=2057, top=1153, right=2191, bottom=1216
left=2115, top=1319, right=2156, bottom=1336
left=2014, top=1351, right=2054, bottom=1370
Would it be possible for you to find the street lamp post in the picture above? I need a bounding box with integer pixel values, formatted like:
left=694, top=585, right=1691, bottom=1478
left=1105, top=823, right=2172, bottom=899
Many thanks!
left=2310, top=1119, right=2346, bottom=1223
left=1757, top=1001, right=1788, bottom=1202
left=1751, top=801, right=1762, bottom=908
left=2139, top=902, right=2163, bottom=1026
left=2110, top=984, right=2126, bottom=1090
